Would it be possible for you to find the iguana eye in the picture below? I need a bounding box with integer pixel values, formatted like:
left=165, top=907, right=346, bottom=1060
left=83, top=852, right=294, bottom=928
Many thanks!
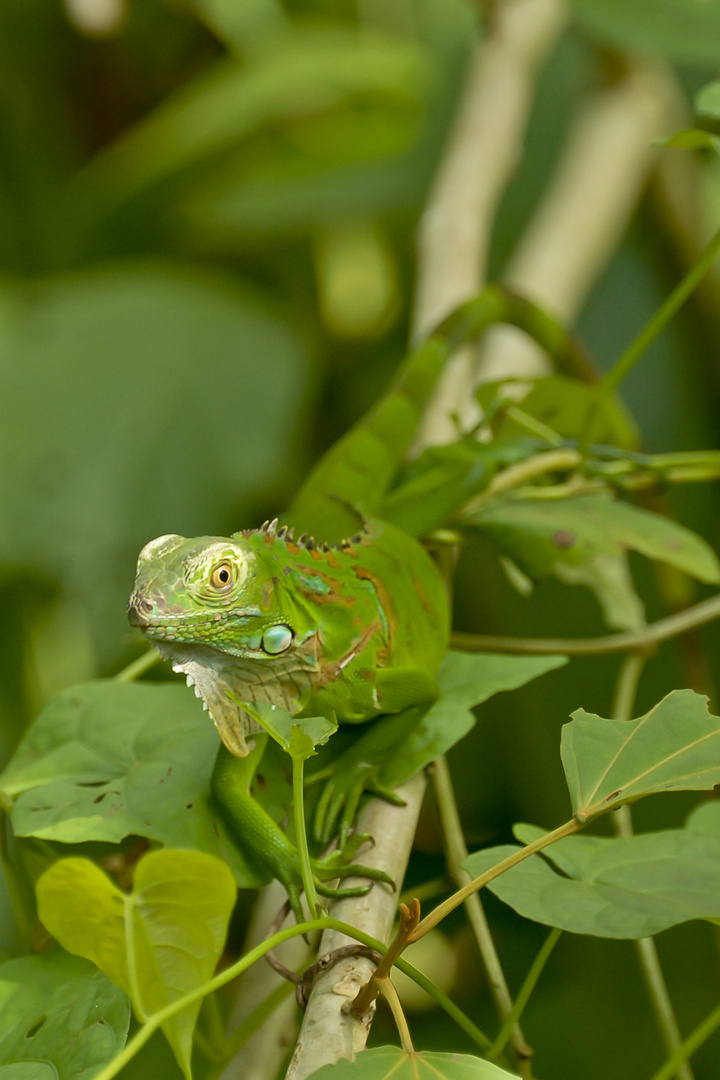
left=262, top=624, right=294, bottom=655
left=210, top=563, right=234, bottom=590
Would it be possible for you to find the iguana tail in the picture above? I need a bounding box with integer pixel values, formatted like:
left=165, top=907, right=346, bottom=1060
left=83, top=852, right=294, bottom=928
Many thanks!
left=285, top=286, right=589, bottom=540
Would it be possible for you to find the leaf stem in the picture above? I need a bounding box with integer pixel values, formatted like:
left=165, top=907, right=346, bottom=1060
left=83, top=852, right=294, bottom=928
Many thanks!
left=648, top=998, right=720, bottom=1080
left=408, top=818, right=580, bottom=941
left=581, top=221, right=720, bottom=451
left=377, top=977, right=415, bottom=1056
left=602, top=221, right=720, bottom=398
left=115, top=649, right=161, bottom=683
left=292, top=755, right=319, bottom=916
left=450, top=591, right=720, bottom=656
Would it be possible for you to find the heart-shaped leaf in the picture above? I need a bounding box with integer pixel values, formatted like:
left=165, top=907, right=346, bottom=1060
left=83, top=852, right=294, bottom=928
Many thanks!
left=37, top=848, right=236, bottom=1079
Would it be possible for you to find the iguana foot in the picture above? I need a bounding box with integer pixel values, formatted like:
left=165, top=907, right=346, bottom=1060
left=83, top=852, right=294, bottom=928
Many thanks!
left=283, top=850, right=394, bottom=922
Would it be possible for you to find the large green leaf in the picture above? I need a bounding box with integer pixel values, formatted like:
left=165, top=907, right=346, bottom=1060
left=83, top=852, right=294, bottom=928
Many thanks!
left=562, top=689, right=720, bottom=822
left=464, top=822, right=720, bottom=939
left=307, top=1046, right=518, bottom=1079
left=0, top=951, right=129, bottom=1080
left=378, top=650, right=566, bottom=789
left=467, top=491, right=720, bottom=630
left=37, top=848, right=236, bottom=1080
left=0, top=264, right=308, bottom=611
left=0, top=680, right=288, bottom=885
left=569, top=0, right=720, bottom=65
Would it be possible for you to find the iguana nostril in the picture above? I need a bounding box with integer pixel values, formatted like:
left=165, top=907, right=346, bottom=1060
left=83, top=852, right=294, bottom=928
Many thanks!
left=127, top=594, right=154, bottom=625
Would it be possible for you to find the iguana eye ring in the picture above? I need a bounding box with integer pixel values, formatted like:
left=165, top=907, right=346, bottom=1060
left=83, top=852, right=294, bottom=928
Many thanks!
left=210, top=562, right=234, bottom=590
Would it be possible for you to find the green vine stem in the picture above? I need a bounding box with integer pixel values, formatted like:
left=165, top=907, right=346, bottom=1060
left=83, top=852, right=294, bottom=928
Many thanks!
left=292, top=754, right=320, bottom=916
left=114, top=649, right=161, bottom=683
left=432, top=756, right=533, bottom=1072
left=486, top=927, right=562, bottom=1063
left=90, top=914, right=492, bottom=1080
left=648, top=999, right=720, bottom=1080
left=581, top=221, right=720, bottom=452
left=408, top=818, right=581, bottom=942
left=450, top=590, right=720, bottom=656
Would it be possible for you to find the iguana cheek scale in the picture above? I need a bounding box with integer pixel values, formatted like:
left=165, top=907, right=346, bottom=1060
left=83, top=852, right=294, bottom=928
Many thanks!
left=128, top=515, right=449, bottom=916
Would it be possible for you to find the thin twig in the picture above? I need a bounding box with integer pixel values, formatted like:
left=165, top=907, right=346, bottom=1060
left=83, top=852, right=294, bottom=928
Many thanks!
left=610, top=656, right=695, bottom=1080
left=432, top=757, right=533, bottom=1073
left=450, top=591, right=720, bottom=656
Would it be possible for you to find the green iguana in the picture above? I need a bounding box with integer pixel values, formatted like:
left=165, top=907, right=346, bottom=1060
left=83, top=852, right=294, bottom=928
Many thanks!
left=127, top=288, right=580, bottom=919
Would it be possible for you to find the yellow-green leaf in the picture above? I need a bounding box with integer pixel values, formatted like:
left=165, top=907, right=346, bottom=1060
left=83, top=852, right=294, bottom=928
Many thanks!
left=36, top=848, right=236, bottom=1079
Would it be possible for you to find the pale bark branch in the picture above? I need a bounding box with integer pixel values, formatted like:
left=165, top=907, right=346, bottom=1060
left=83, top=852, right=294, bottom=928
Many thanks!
left=413, top=0, right=567, bottom=443
left=285, top=774, right=425, bottom=1080
left=479, top=57, right=684, bottom=381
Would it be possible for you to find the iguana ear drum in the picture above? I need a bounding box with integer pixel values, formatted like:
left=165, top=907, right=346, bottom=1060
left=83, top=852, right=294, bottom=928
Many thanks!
left=262, top=624, right=294, bottom=654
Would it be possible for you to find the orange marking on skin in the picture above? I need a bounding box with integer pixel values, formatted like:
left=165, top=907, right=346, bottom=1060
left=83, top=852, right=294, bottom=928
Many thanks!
left=412, top=572, right=437, bottom=616
left=317, top=617, right=384, bottom=687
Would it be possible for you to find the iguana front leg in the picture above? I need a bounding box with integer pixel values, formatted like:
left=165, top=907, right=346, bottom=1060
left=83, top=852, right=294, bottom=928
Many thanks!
left=312, top=666, right=440, bottom=846
left=211, top=738, right=393, bottom=922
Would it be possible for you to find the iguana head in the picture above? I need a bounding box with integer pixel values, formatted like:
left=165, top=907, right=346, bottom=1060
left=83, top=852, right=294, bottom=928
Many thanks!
left=128, top=531, right=314, bottom=756
left=128, top=532, right=259, bottom=647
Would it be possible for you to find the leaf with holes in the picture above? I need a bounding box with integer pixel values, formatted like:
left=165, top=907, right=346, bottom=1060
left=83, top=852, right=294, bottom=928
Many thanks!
left=0, top=952, right=129, bottom=1080
left=0, top=680, right=290, bottom=886
left=36, top=848, right=236, bottom=1079
left=562, top=689, right=720, bottom=822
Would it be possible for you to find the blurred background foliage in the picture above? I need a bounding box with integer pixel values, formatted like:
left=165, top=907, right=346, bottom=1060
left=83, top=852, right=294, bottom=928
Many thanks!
left=4, top=1, right=720, bottom=1077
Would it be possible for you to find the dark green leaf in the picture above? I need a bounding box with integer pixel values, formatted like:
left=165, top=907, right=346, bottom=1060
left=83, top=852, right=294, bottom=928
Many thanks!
left=0, top=952, right=129, bottom=1080
left=37, top=848, right=236, bottom=1080
left=379, top=650, right=566, bottom=788
left=0, top=680, right=288, bottom=885
left=464, top=822, right=720, bottom=938
left=466, top=492, right=720, bottom=630
left=562, top=689, right=720, bottom=821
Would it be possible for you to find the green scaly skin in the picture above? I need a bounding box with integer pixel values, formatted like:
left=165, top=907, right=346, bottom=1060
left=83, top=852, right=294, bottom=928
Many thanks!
left=128, top=518, right=449, bottom=917
left=128, top=287, right=583, bottom=919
